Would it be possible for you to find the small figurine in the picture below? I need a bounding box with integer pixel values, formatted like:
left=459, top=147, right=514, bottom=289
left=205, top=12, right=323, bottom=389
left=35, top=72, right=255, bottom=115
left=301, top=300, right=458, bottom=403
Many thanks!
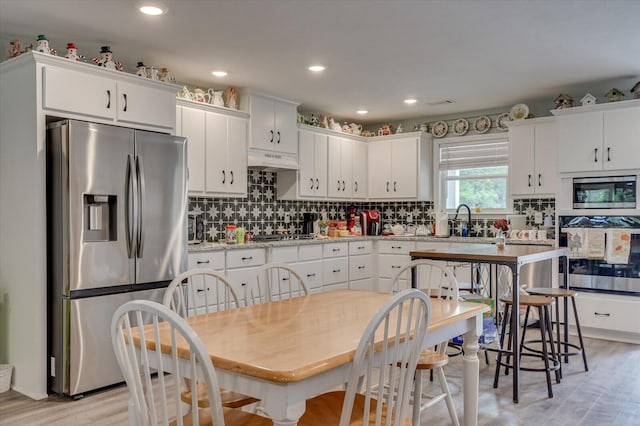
left=308, top=114, right=320, bottom=126
left=35, top=34, right=51, bottom=54
left=209, top=89, right=224, bottom=106
left=378, top=124, right=393, bottom=136
left=553, top=93, right=574, bottom=109
left=225, top=87, right=238, bottom=109
left=631, top=81, right=640, bottom=100
left=604, top=88, right=625, bottom=102
left=297, top=112, right=305, bottom=124
left=320, top=114, right=329, bottom=129
left=135, top=61, right=147, bottom=77
left=64, top=43, right=80, bottom=61
left=580, top=93, right=597, bottom=106
left=91, top=46, right=123, bottom=71
left=395, top=123, right=404, bottom=134
left=147, top=66, right=159, bottom=80
left=342, top=122, right=353, bottom=134
left=158, top=67, right=175, bottom=83
left=329, top=117, right=342, bottom=132
left=8, top=39, right=22, bottom=58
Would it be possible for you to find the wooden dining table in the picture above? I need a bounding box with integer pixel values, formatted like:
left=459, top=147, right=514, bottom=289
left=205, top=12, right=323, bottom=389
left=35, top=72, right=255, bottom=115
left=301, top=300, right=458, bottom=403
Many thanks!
left=132, top=289, right=488, bottom=426
left=410, top=244, right=569, bottom=403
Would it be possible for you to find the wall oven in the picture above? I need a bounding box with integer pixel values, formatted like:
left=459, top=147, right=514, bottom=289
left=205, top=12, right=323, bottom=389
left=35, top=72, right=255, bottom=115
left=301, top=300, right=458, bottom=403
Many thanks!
left=572, top=175, right=637, bottom=209
left=559, top=215, right=640, bottom=296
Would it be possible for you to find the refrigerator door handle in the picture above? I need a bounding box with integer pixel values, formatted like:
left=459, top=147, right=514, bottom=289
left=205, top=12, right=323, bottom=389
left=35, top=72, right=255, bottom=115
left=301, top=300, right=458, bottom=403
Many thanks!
left=135, top=155, right=145, bottom=258
left=125, top=154, right=134, bottom=258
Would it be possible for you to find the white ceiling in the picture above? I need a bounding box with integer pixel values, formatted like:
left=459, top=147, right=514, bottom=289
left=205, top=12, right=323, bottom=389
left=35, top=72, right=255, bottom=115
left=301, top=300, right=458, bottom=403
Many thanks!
left=1, top=0, right=639, bottom=123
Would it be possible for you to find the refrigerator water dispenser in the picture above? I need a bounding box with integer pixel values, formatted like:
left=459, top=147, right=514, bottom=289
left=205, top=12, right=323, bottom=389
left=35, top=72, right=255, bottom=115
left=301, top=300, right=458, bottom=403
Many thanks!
left=84, top=194, right=116, bottom=241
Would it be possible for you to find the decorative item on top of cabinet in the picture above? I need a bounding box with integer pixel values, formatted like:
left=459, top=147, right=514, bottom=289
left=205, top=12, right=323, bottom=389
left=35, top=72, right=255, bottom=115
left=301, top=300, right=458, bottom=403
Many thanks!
left=91, top=45, right=122, bottom=71
left=147, top=66, right=159, bottom=80
left=473, top=116, right=491, bottom=134
left=580, top=93, right=597, bottom=106
left=342, top=122, right=353, bottom=134
left=158, top=67, right=175, bottom=83
left=554, top=93, right=574, bottom=109
left=430, top=120, right=447, bottom=138
left=395, top=123, right=404, bottom=134
left=208, top=89, right=224, bottom=106
left=349, top=122, right=362, bottom=135
left=495, top=112, right=511, bottom=131
left=320, top=114, right=329, bottom=129
left=8, top=38, right=23, bottom=58
left=632, top=81, right=640, bottom=99
left=329, top=117, right=342, bottom=132
left=377, top=123, right=393, bottom=136
left=135, top=61, right=147, bottom=77
left=64, top=43, right=80, bottom=61
left=451, top=118, right=468, bottom=136
left=225, top=87, right=238, bottom=109
left=191, top=87, right=210, bottom=103
left=35, top=34, right=55, bottom=55
left=510, top=103, right=529, bottom=120
left=605, top=88, right=625, bottom=102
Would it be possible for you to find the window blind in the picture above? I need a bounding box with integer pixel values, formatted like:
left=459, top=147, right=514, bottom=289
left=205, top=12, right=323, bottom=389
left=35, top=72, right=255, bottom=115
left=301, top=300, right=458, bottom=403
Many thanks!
left=439, top=138, right=509, bottom=170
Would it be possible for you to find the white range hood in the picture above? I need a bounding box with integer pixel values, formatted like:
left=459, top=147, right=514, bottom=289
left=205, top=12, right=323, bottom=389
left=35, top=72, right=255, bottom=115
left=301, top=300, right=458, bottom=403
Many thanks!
left=247, top=149, right=299, bottom=171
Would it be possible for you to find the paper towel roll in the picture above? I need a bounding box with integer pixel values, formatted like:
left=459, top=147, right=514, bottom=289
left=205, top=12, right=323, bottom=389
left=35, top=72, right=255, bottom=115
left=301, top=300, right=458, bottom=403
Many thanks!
left=435, top=211, right=449, bottom=237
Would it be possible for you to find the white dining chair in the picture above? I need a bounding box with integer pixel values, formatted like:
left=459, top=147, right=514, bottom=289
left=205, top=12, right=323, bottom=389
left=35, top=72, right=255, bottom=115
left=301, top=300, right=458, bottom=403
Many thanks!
left=111, top=300, right=271, bottom=426
left=163, top=269, right=259, bottom=410
left=390, top=259, right=461, bottom=426
left=298, top=288, right=431, bottom=426
left=244, top=263, right=310, bottom=306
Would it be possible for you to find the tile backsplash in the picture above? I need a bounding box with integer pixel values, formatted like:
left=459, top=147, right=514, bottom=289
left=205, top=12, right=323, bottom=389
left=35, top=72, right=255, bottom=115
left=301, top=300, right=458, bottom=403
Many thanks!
left=189, top=171, right=555, bottom=242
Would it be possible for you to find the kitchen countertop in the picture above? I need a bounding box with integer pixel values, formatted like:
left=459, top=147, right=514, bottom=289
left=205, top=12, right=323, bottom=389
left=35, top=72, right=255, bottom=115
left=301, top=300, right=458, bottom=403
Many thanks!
left=188, top=235, right=555, bottom=252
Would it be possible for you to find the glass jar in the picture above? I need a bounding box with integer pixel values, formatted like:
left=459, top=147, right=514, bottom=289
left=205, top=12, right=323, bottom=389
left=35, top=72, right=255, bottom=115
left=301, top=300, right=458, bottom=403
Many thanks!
left=225, top=225, right=237, bottom=244
left=495, top=231, right=506, bottom=249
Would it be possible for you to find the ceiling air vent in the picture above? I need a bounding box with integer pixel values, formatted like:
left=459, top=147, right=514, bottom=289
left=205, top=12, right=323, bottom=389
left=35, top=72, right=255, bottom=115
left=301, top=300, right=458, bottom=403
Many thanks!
left=426, top=99, right=455, bottom=106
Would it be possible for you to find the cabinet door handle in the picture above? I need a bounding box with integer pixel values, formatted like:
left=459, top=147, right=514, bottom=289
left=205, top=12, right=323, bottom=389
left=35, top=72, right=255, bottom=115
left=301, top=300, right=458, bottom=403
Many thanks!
left=594, top=148, right=598, bottom=162
left=528, top=174, right=532, bottom=187
left=342, top=180, right=345, bottom=191
left=230, top=170, right=234, bottom=185
left=333, top=269, right=341, bottom=273
left=393, top=181, right=397, bottom=192
left=310, top=178, right=314, bottom=189
left=358, top=266, right=365, bottom=270
left=392, top=265, right=401, bottom=269
left=281, top=277, right=289, bottom=281
left=354, top=181, right=358, bottom=192
left=386, top=181, right=390, bottom=192
left=196, top=260, right=210, bottom=264
left=358, top=246, right=365, bottom=249
left=594, top=312, right=610, bottom=317
left=607, top=147, right=611, bottom=162
left=337, top=180, right=341, bottom=191
left=106, top=90, right=111, bottom=109
left=315, top=178, right=319, bottom=190
left=391, top=246, right=401, bottom=249
left=241, top=256, right=253, bottom=261
left=332, top=248, right=340, bottom=252
left=270, top=130, right=274, bottom=143
left=306, top=273, right=316, bottom=277
left=222, top=170, right=226, bottom=184
left=538, top=174, right=542, bottom=187
left=277, top=131, right=281, bottom=144
left=123, top=93, right=127, bottom=112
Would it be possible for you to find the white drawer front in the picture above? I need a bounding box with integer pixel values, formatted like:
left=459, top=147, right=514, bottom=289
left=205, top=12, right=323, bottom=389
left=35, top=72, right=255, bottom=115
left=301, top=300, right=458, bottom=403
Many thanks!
left=299, top=244, right=323, bottom=261
left=294, top=260, right=323, bottom=290
left=378, top=254, right=411, bottom=278
left=571, top=294, right=640, bottom=334
left=378, top=240, right=415, bottom=255
left=349, top=240, right=373, bottom=255
left=349, top=278, right=374, bottom=291
left=349, top=254, right=373, bottom=281
left=226, top=248, right=266, bottom=269
left=270, top=246, right=298, bottom=263
left=188, top=251, right=225, bottom=271
left=323, top=258, right=349, bottom=285
left=226, top=267, right=264, bottom=304
left=323, top=242, right=349, bottom=258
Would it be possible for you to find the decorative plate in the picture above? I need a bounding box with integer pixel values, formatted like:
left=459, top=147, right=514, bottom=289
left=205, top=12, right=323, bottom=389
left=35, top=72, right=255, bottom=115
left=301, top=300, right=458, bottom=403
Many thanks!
left=474, top=116, right=491, bottom=133
left=510, top=103, right=529, bottom=120
left=496, top=112, right=512, bottom=131
left=431, top=120, right=448, bottom=138
left=452, top=118, right=469, bottom=136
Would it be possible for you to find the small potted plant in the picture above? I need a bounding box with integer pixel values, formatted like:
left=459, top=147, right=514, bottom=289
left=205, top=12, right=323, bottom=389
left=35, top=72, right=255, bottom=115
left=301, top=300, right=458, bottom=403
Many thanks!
left=493, top=219, right=509, bottom=249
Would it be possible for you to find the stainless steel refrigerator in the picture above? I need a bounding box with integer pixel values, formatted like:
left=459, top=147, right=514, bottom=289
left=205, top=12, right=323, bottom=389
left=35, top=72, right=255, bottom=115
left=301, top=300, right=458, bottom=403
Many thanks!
left=47, top=119, right=187, bottom=396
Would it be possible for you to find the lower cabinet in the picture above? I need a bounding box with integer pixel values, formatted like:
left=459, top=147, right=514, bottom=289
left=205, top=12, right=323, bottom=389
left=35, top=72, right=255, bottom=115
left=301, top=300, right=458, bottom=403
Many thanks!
left=377, top=241, right=416, bottom=293
left=187, top=251, right=232, bottom=313
left=226, top=248, right=266, bottom=304
left=349, top=241, right=374, bottom=291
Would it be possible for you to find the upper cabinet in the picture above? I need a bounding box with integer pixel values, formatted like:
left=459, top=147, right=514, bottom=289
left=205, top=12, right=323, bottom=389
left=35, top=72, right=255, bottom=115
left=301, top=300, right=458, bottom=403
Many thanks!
left=367, top=132, right=432, bottom=200
left=553, top=99, right=640, bottom=173
left=327, top=135, right=354, bottom=198
left=243, top=93, right=299, bottom=155
left=40, top=53, right=177, bottom=132
left=177, top=99, right=248, bottom=196
left=297, top=129, right=328, bottom=198
left=508, top=117, right=557, bottom=196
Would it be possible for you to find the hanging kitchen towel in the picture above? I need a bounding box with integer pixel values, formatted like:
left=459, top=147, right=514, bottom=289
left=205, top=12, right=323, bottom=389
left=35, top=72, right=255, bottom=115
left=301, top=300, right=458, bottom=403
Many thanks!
left=567, top=228, right=586, bottom=259
left=586, top=229, right=606, bottom=259
left=605, top=229, right=631, bottom=264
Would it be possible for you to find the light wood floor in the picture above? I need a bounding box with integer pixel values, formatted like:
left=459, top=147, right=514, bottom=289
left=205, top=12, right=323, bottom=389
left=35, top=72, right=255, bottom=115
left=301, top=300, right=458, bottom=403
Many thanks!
left=1, top=336, right=639, bottom=425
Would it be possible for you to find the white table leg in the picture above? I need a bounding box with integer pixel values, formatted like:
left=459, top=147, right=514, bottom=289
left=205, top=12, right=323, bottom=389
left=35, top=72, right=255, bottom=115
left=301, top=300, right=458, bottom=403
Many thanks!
left=462, top=318, right=481, bottom=426
left=262, top=399, right=306, bottom=426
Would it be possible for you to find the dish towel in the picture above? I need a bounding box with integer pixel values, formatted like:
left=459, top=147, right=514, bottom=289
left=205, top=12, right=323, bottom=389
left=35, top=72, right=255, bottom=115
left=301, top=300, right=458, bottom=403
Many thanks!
left=586, top=229, right=606, bottom=259
left=605, top=229, right=631, bottom=264
left=567, top=228, right=586, bottom=259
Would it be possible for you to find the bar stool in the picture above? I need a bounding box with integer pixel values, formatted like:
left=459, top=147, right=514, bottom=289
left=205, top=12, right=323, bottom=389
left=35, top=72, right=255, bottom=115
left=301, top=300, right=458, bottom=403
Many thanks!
left=526, top=287, right=588, bottom=373
left=493, top=294, right=561, bottom=398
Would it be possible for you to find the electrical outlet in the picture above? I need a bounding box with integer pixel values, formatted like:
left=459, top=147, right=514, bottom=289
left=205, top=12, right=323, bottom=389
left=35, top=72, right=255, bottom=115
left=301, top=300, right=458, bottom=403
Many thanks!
left=406, top=214, right=413, bottom=223
left=284, top=213, right=291, bottom=224
left=534, top=211, right=543, bottom=224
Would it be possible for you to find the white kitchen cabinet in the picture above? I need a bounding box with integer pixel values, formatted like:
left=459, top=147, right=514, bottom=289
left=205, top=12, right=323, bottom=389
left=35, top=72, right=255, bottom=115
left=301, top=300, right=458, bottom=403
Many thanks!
left=177, top=100, right=248, bottom=196
left=509, top=117, right=557, bottom=196
left=188, top=251, right=225, bottom=271
left=43, top=62, right=175, bottom=131
left=376, top=240, right=415, bottom=292
left=297, top=130, right=328, bottom=197
left=553, top=99, right=640, bottom=173
left=352, top=139, right=368, bottom=199
left=187, top=252, right=229, bottom=314
left=327, top=136, right=354, bottom=198
left=367, top=132, right=432, bottom=200
left=348, top=241, right=374, bottom=291
left=244, top=93, right=298, bottom=155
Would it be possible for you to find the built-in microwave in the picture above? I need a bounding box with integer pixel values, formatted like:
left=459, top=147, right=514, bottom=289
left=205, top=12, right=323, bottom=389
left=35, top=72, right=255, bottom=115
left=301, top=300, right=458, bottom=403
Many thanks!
left=573, top=175, right=637, bottom=209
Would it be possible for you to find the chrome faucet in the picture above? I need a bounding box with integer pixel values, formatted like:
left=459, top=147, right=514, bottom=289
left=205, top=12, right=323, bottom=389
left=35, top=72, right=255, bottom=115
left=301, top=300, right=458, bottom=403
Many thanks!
left=453, top=204, right=472, bottom=236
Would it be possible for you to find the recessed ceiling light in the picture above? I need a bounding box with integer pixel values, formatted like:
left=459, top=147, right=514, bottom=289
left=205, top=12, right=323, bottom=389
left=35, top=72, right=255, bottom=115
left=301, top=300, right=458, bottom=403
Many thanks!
left=356, top=110, right=368, bottom=115
left=404, top=98, right=417, bottom=104
left=138, top=2, right=168, bottom=15
left=211, top=70, right=228, bottom=77
left=308, top=65, right=326, bottom=72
